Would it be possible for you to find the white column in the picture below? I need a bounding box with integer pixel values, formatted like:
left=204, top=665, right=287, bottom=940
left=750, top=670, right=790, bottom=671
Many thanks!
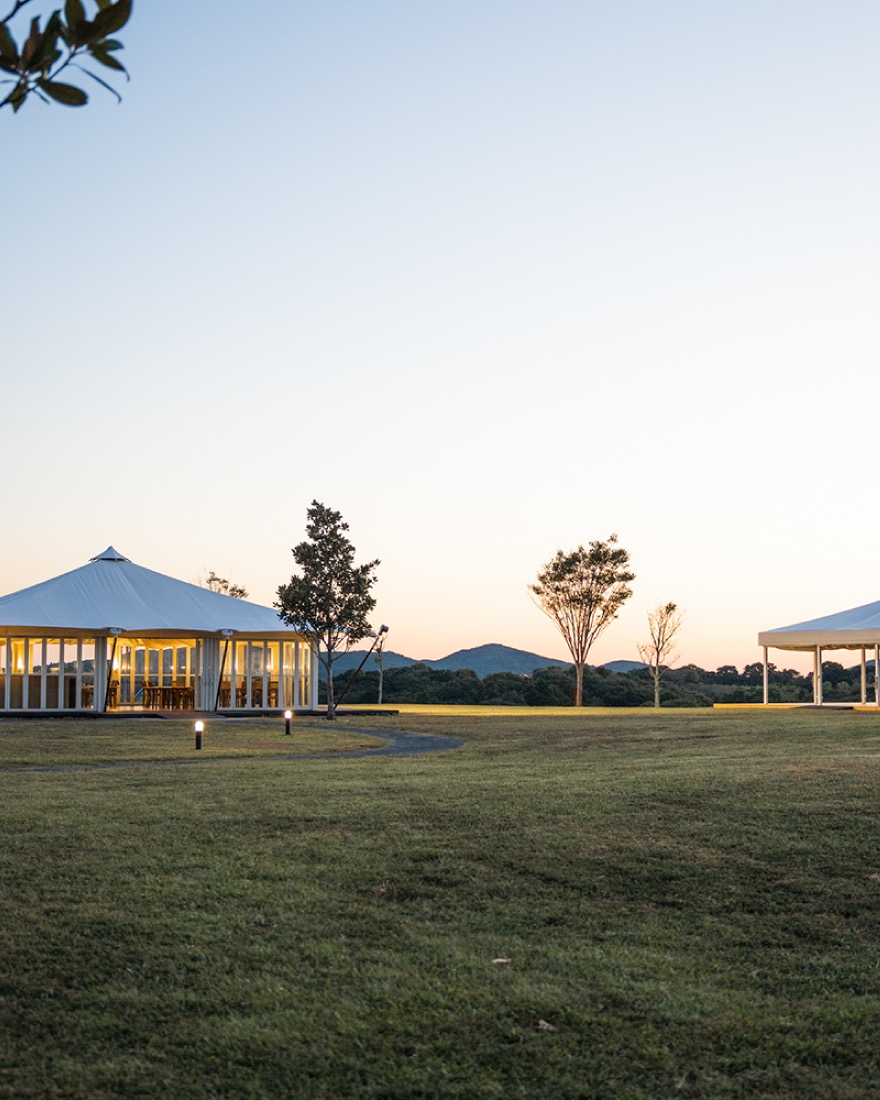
left=200, top=637, right=220, bottom=711
left=230, top=641, right=238, bottom=708
left=861, top=648, right=868, bottom=705
left=762, top=647, right=769, bottom=705
left=40, top=638, right=48, bottom=709
left=815, top=645, right=823, bottom=705
left=310, top=644, right=319, bottom=710
left=76, top=639, right=83, bottom=709
left=814, top=642, right=822, bottom=704
left=93, top=636, right=108, bottom=713
left=293, top=640, right=300, bottom=708
left=22, top=638, right=30, bottom=710
left=875, top=645, right=879, bottom=707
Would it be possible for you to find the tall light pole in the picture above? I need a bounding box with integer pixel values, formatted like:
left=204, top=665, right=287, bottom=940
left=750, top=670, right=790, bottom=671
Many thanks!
left=334, top=625, right=389, bottom=709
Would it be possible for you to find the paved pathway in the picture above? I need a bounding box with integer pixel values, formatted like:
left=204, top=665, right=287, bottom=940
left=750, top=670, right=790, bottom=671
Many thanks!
left=0, top=728, right=463, bottom=775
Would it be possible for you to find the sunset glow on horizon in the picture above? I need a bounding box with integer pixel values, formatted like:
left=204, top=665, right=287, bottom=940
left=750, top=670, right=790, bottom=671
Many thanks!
left=4, top=1, right=878, bottom=679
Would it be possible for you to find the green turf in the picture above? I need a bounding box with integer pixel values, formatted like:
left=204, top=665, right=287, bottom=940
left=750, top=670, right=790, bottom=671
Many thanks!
left=1, top=708, right=880, bottom=1098
left=0, top=716, right=381, bottom=768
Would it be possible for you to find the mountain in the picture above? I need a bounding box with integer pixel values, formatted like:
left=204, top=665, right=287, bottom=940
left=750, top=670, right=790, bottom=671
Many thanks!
left=328, top=643, right=570, bottom=679
left=428, top=644, right=571, bottom=677
left=602, top=660, right=648, bottom=673
left=329, top=650, right=416, bottom=674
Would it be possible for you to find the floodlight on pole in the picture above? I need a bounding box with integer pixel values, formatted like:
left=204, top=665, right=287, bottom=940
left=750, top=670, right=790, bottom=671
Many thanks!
left=334, top=625, right=391, bottom=708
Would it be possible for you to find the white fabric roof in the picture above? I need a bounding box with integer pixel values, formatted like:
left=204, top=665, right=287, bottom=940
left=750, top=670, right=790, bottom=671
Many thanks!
left=0, top=547, right=303, bottom=639
left=758, top=598, right=880, bottom=651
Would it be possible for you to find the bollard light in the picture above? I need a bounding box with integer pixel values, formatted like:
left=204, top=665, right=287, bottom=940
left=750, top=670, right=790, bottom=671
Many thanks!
left=194, top=719, right=204, bottom=750
left=284, top=709, right=292, bottom=736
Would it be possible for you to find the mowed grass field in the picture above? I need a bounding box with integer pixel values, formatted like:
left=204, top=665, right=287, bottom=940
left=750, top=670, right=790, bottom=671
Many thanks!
left=2, top=708, right=880, bottom=1099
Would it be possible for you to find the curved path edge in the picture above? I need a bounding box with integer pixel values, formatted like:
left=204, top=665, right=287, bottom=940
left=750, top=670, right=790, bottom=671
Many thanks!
left=0, top=728, right=463, bottom=775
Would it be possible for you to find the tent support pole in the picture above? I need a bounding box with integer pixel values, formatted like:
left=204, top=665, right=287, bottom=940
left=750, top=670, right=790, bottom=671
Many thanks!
left=762, top=647, right=769, bottom=705
left=103, top=634, right=119, bottom=712
left=861, top=648, right=867, bottom=705
left=875, top=645, right=879, bottom=708
left=215, top=636, right=231, bottom=712
left=813, top=646, right=822, bottom=705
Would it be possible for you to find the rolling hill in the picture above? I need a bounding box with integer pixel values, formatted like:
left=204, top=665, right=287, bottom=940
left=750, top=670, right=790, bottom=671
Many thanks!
left=330, top=643, right=573, bottom=678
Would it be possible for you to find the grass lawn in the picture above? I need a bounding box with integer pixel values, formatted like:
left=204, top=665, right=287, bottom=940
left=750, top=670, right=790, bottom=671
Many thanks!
left=2, top=708, right=880, bottom=1098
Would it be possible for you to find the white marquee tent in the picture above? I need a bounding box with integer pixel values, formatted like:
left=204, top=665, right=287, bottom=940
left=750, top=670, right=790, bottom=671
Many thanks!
left=758, top=599, right=880, bottom=705
left=0, top=548, right=317, bottom=713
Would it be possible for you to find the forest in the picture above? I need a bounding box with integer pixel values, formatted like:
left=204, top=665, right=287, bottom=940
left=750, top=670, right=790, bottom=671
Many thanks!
left=323, top=660, right=874, bottom=708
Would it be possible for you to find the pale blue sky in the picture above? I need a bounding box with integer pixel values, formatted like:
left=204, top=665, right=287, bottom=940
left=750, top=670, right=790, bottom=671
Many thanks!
left=3, top=1, right=879, bottom=670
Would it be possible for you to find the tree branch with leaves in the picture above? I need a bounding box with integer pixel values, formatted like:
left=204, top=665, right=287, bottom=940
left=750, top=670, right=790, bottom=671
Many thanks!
left=203, top=572, right=249, bottom=600
left=1, top=0, right=131, bottom=112
left=530, top=535, right=635, bottom=707
left=275, top=501, right=380, bottom=720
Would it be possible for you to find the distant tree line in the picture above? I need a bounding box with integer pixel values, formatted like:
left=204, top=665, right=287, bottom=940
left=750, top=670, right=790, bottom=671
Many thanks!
left=321, top=660, right=872, bottom=708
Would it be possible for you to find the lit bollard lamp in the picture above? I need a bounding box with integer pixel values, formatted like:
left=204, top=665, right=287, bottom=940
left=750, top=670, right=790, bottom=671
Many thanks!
left=284, top=709, right=292, bottom=736
left=194, top=719, right=204, bottom=750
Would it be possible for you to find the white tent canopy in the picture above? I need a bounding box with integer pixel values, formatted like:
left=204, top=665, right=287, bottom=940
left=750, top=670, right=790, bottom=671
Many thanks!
left=757, top=599, right=880, bottom=706
left=0, top=547, right=296, bottom=638
left=0, top=548, right=317, bottom=713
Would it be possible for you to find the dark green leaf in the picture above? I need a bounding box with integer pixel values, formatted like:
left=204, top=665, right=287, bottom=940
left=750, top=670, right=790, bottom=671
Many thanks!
left=0, top=21, right=18, bottom=63
left=31, top=12, right=62, bottom=70
left=8, top=80, right=29, bottom=111
left=88, top=43, right=126, bottom=72
left=90, top=0, right=132, bottom=39
left=75, top=63, right=122, bottom=100
left=64, top=0, right=86, bottom=26
left=37, top=78, right=88, bottom=105
left=69, top=17, right=93, bottom=47
left=20, top=17, right=42, bottom=68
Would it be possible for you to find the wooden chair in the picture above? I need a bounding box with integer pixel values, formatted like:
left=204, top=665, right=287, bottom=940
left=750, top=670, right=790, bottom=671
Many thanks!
left=140, top=680, right=157, bottom=709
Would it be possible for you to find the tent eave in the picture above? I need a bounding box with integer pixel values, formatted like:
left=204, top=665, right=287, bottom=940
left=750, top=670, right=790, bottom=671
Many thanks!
left=758, top=629, right=880, bottom=651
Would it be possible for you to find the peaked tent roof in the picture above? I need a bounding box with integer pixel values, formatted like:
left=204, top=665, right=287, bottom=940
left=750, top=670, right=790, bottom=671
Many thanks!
left=0, top=547, right=303, bottom=638
left=758, top=598, right=880, bottom=651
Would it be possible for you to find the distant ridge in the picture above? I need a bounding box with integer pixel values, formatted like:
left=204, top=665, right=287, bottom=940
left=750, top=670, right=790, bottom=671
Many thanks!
left=331, top=643, right=571, bottom=679
left=428, top=643, right=570, bottom=677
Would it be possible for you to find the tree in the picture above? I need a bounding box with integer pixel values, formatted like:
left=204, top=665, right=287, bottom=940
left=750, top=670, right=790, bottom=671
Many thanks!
left=530, top=536, right=635, bottom=707
left=1, top=0, right=131, bottom=112
left=276, top=501, right=379, bottom=720
left=637, top=601, right=684, bottom=708
left=204, top=571, right=248, bottom=600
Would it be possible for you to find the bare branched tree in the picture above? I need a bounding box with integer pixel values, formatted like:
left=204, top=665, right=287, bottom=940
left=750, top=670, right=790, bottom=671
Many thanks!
left=530, top=535, right=635, bottom=707
left=637, top=601, right=684, bottom=708
left=204, top=572, right=248, bottom=600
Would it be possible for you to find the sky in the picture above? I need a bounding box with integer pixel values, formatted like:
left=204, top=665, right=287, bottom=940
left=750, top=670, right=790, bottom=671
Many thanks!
left=2, top=1, right=879, bottom=673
